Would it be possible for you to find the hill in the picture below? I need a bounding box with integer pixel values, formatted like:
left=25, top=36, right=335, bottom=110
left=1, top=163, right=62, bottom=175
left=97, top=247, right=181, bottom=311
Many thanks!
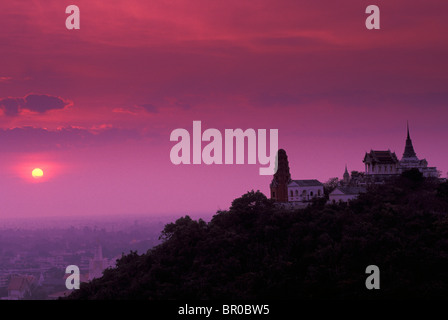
left=66, top=170, right=448, bottom=299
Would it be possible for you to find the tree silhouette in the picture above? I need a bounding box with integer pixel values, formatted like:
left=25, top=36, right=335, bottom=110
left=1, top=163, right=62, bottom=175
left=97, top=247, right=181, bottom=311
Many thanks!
left=65, top=175, right=448, bottom=300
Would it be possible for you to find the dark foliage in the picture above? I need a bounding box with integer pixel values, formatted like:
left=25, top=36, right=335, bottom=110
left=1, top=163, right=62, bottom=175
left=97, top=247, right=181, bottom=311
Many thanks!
left=66, top=176, right=448, bottom=300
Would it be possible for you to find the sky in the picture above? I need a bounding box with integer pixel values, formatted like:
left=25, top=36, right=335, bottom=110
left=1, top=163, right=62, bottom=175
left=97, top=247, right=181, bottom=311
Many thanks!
left=0, top=0, right=447, bottom=219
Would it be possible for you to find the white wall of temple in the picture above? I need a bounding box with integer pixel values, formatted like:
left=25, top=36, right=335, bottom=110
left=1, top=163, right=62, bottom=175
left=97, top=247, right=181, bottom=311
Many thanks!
left=288, top=185, right=324, bottom=202
left=365, top=163, right=398, bottom=175
left=364, top=160, right=439, bottom=178
left=328, top=193, right=358, bottom=204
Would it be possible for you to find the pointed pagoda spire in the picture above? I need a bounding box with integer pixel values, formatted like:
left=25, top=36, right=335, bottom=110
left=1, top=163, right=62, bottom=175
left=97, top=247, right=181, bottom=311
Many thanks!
left=343, top=164, right=350, bottom=184
left=407, top=121, right=410, bottom=140
left=402, top=121, right=417, bottom=159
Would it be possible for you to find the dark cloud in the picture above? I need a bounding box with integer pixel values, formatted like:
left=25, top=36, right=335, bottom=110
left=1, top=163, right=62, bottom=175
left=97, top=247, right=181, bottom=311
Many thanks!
left=0, top=94, right=72, bottom=116
left=174, top=101, right=192, bottom=110
left=113, top=104, right=159, bottom=115
left=249, top=90, right=448, bottom=112
left=0, top=98, right=21, bottom=116
left=0, top=126, right=147, bottom=152
left=24, top=94, right=69, bottom=113
left=250, top=93, right=303, bottom=108
left=139, top=104, right=158, bottom=113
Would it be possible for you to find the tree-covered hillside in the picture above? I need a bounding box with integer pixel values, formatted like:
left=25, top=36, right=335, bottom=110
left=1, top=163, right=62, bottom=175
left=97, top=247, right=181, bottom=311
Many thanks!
left=66, top=170, right=448, bottom=299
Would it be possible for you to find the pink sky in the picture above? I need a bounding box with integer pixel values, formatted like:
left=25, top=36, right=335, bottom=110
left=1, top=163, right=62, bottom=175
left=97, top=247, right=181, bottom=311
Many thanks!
left=0, top=0, right=447, bottom=219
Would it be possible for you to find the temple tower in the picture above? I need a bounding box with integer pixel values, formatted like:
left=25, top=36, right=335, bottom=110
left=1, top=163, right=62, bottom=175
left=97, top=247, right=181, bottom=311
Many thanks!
left=270, top=149, right=291, bottom=202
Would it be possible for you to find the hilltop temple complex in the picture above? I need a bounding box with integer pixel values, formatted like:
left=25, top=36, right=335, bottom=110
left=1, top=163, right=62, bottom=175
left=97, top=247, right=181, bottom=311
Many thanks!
left=271, top=123, right=440, bottom=206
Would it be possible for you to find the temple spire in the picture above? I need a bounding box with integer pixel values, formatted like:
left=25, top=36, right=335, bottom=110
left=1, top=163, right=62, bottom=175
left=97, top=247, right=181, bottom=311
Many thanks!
left=402, top=121, right=417, bottom=159
left=407, top=121, right=410, bottom=140
left=343, top=164, right=350, bottom=185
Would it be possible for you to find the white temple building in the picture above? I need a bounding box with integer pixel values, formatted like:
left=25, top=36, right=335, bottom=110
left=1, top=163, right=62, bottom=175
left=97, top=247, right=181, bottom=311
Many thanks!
left=287, top=180, right=324, bottom=203
left=329, top=165, right=367, bottom=204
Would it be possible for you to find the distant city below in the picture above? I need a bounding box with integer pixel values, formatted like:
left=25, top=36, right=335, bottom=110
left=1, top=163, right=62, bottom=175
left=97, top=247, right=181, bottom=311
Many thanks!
left=0, top=216, right=174, bottom=300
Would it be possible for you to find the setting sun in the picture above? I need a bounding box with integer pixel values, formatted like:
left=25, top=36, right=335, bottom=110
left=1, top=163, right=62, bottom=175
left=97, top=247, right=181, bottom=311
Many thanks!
left=32, top=168, right=44, bottom=179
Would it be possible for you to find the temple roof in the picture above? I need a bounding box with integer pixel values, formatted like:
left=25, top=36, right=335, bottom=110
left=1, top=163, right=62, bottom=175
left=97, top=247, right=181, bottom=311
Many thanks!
left=289, top=179, right=323, bottom=187
left=332, top=186, right=367, bottom=195
left=363, top=150, right=399, bottom=164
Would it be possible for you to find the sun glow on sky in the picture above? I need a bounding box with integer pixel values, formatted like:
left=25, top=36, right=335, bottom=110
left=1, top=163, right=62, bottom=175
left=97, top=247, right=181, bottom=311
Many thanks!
left=11, top=157, right=64, bottom=185
left=32, top=168, right=44, bottom=179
